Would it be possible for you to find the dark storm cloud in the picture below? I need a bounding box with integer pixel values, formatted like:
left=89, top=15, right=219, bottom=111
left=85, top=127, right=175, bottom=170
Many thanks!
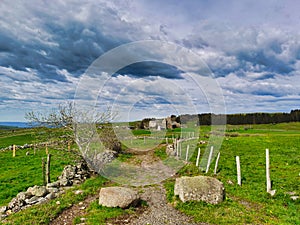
left=116, top=61, right=183, bottom=79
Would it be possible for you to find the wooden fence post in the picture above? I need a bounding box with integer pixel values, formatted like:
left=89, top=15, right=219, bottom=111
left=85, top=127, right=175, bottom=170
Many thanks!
left=266, top=149, right=271, bottom=193
left=46, top=154, right=51, bottom=184
left=196, top=148, right=201, bottom=167
left=185, top=145, right=190, bottom=161
left=42, top=157, right=46, bottom=185
left=206, top=146, right=214, bottom=173
left=45, top=143, right=48, bottom=155
left=236, top=156, right=241, bottom=186
left=214, top=152, right=221, bottom=175
left=12, top=144, right=16, bottom=157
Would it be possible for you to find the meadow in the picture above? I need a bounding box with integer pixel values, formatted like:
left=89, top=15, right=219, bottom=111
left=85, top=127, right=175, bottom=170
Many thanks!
left=0, top=122, right=299, bottom=224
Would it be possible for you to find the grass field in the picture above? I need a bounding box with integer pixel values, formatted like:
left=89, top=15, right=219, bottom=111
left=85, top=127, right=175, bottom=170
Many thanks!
left=165, top=122, right=300, bottom=224
left=1, top=123, right=299, bottom=224
left=0, top=128, right=81, bottom=206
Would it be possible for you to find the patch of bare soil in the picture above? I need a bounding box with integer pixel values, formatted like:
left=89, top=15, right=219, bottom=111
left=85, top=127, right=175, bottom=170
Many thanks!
left=50, top=195, right=97, bottom=225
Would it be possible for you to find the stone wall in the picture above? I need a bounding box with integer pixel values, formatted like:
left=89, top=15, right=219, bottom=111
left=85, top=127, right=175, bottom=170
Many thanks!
left=0, top=161, right=91, bottom=219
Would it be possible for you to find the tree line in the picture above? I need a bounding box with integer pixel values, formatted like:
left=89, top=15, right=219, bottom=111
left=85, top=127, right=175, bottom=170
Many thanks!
left=179, top=109, right=300, bottom=125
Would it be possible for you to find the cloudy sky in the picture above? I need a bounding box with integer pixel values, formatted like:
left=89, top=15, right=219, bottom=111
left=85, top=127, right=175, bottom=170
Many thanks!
left=1, top=0, right=300, bottom=122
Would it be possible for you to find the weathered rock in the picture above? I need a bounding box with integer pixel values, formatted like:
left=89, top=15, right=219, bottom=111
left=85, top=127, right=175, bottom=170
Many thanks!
left=0, top=206, right=7, bottom=214
left=16, top=192, right=32, bottom=201
left=96, top=150, right=117, bottom=164
left=174, top=176, right=225, bottom=205
left=47, top=187, right=59, bottom=193
left=46, top=181, right=60, bottom=188
left=166, top=144, right=176, bottom=156
left=27, top=186, right=49, bottom=197
left=99, top=187, right=139, bottom=208
left=7, top=197, right=25, bottom=212
left=25, top=196, right=40, bottom=205
left=45, top=192, right=56, bottom=200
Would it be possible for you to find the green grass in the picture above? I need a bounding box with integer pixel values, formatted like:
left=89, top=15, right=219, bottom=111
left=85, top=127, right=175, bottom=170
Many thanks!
left=77, top=201, right=133, bottom=225
left=1, top=124, right=300, bottom=224
left=0, top=147, right=80, bottom=206
left=164, top=123, right=300, bottom=224
left=2, top=176, right=108, bottom=225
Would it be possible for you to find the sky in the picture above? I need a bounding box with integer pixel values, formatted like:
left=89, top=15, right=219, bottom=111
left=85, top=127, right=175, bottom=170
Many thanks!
left=1, top=0, right=300, bottom=122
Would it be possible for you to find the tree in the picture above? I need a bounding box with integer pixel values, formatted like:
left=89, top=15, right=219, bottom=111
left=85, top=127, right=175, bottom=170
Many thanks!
left=25, top=102, right=121, bottom=157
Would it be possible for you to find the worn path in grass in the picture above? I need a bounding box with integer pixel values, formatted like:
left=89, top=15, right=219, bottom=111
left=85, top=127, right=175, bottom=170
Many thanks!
left=50, top=184, right=208, bottom=225
left=109, top=184, right=208, bottom=225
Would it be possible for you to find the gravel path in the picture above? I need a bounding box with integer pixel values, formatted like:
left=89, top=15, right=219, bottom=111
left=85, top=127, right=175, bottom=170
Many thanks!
left=108, top=184, right=209, bottom=225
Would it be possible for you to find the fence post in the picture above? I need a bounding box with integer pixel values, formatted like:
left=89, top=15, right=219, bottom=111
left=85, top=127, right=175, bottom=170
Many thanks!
left=46, top=143, right=48, bottom=155
left=185, top=145, right=190, bottom=161
left=196, top=148, right=201, bottom=167
left=266, top=149, right=271, bottom=193
left=42, top=157, right=46, bottom=185
left=236, top=156, right=241, bottom=186
left=46, top=154, right=51, bottom=184
left=68, top=141, right=71, bottom=151
left=12, top=144, right=16, bottom=157
left=206, top=146, right=214, bottom=173
left=214, top=152, right=221, bottom=175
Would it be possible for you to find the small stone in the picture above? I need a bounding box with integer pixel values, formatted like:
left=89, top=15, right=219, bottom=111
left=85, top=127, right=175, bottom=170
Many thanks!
left=27, top=186, right=48, bottom=197
left=17, top=192, right=32, bottom=201
left=79, top=206, right=86, bottom=210
left=80, top=218, right=86, bottom=221
left=46, top=181, right=60, bottom=188
left=25, top=196, right=40, bottom=205
left=47, top=187, right=59, bottom=193
left=291, top=196, right=299, bottom=201
left=227, top=180, right=234, bottom=185
left=78, top=202, right=84, bottom=205
left=6, top=210, right=12, bottom=215
left=56, top=201, right=60, bottom=205
left=0, top=206, right=7, bottom=213
left=74, top=190, right=83, bottom=195
left=45, top=192, right=56, bottom=200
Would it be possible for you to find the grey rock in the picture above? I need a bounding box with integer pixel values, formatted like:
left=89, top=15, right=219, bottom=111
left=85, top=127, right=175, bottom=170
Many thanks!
left=99, top=187, right=139, bottom=208
left=96, top=150, right=117, bottom=164
left=25, top=196, right=40, bottom=205
left=27, top=186, right=49, bottom=197
left=47, top=187, right=59, bottom=193
left=7, top=197, right=25, bottom=212
left=46, top=181, right=60, bottom=188
left=45, top=192, right=56, bottom=200
left=16, top=192, right=32, bottom=201
left=0, top=206, right=7, bottom=214
left=174, top=175, right=225, bottom=205
left=166, top=144, right=176, bottom=156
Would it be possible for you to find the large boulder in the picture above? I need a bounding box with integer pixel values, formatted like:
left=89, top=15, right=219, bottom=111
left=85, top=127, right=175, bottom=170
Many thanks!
left=99, top=187, right=139, bottom=208
left=174, top=176, right=225, bottom=205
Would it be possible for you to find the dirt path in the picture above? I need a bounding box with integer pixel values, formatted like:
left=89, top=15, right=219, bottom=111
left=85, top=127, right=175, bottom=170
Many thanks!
left=108, top=184, right=208, bottom=225
left=49, top=195, right=97, bottom=225
left=51, top=145, right=209, bottom=224
left=50, top=184, right=209, bottom=225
